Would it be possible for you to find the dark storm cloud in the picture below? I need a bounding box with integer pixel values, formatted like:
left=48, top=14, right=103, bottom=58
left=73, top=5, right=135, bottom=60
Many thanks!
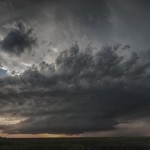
left=1, top=0, right=150, bottom=49
left=0, top=0, right=112, bottom=43
left=108, top=0, right=150, bottom=48
left=1, top=0, right=150, bottom=136
left=0, top=0, right=111, bottom=22
left=0, top=44, right=150, bottom=134
left=0, top=21, right=37, bottom=56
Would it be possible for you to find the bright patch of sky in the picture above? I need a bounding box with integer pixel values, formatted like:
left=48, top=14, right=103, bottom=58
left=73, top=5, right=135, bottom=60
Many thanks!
left=0, top=68, right=7, bottom=78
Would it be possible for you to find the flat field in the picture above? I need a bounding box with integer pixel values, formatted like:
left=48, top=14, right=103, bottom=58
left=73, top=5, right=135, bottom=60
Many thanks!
left=0, top=137, right=150, bottom=150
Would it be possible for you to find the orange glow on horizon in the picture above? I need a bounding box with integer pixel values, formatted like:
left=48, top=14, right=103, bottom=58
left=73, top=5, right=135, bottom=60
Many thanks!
left=0, top=133, right=78, bottom=138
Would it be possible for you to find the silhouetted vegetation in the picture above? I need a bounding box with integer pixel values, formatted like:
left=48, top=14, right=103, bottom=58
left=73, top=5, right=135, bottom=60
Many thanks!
left=0, top=137, right=150, bottom=150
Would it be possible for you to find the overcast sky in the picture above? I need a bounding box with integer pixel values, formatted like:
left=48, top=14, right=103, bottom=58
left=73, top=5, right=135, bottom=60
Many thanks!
left=0, top=0, right=150, bottom=138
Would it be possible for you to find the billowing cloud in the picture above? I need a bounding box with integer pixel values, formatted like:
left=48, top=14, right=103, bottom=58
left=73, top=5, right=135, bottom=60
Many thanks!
left=0, top=20, right=37, bottom=56
left=0, top=0, right=150, bottom=137
left=0, top=44, right=150, bottom=135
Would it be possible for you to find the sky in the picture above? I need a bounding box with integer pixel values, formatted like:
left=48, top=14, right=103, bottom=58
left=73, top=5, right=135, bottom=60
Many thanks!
left=0, top=0, right=150, bottom=138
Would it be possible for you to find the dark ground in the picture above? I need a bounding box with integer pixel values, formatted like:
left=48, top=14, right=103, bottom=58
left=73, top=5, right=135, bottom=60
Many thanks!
left=0, top=137, right=150, bottom=150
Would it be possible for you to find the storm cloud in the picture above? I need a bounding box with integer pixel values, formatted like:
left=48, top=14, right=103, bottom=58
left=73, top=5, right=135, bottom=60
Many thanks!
left=0, top=20, right=36, bottom=56
left=0, top=44, right=150, bottom=135
left=0, top=0, right=150, bottom=137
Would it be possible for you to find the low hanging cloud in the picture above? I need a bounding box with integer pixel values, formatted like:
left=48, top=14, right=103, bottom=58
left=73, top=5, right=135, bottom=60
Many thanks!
left=0, top=21, right=37, bottom=56
left=0, top=43, right=150, bottom=135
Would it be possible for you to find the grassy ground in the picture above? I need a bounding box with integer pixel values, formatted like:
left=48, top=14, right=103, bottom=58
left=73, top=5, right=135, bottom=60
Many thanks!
left=0, top=137, right=150, bottom=150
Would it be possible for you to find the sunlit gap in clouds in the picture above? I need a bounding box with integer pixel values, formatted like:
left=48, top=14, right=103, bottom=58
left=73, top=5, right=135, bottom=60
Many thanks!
left=0, top=116, right=27, bottom=125
left=0, top=68, right=7, bottom=78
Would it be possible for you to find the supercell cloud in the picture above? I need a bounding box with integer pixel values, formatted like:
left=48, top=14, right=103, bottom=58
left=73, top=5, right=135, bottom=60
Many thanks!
left=0, top=0, right=150, bottom=137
